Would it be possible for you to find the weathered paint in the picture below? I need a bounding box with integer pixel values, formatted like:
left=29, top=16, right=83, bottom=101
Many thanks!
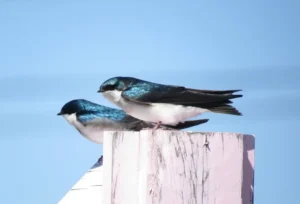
left=103, top=130, right=255, bottom=204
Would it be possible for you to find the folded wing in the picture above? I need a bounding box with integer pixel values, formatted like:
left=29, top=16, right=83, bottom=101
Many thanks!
left=121, top=84, right=243, bottom=116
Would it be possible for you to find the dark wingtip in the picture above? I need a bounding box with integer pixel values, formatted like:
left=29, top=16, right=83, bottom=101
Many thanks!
left=195, top=89, right=243, bottom=95
left=230, top=94, right=243, bottom=99
left=199, top=119, right=209, bottom=123
left=226, top=89, right=242, bottom=94
left=170, top=119, right=210, bottom=130
left=232, top=89, right=242, bottom=93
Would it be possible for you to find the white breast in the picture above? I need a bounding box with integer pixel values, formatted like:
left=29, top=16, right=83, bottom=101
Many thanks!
left=102, top=90, right=122, bottom=106
left=120, top=99, right=209, bottom=125
left=63, top=113, right=126, bottom=144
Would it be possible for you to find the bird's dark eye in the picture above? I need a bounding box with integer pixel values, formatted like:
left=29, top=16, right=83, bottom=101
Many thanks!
left=105, top=84, right=115, bottom=91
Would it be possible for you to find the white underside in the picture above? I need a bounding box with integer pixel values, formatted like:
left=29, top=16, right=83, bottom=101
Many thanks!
left=62, top=113, right=127, bottom=144
left=102, top=90, right=210, bottom=126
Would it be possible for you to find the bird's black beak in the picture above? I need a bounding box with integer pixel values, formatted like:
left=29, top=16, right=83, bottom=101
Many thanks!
left=57, top=112, right=63, bottom=116
left=97, top=87, right=104, bottom=93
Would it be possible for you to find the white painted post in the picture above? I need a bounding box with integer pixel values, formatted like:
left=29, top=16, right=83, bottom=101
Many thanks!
left=59, top=156, right=104, bottom=204
left=103, top=130, right=255, bottom=204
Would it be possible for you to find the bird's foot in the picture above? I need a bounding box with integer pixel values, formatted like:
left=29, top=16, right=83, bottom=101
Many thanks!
left=152, top=121, right=162, bottom=130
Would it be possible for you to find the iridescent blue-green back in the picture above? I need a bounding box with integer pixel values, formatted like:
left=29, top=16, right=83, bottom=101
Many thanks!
left=62, top=99, right=129, bottom=122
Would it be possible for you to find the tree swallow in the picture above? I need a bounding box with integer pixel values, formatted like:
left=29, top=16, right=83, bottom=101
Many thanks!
left=98, top=76, right=242, bottom=127
left=57, top=99, right=209, bottom=144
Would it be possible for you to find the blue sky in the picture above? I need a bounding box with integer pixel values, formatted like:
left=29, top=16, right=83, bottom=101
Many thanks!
left=0, top=1, right=299, bottom=203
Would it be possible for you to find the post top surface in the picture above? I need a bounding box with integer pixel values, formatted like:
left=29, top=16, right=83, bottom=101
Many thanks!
left=104, top=130, right=255, bottom=138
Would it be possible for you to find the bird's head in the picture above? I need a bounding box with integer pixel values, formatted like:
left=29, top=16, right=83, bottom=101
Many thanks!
left=57, top=100, right=79, bottom=117
left=98, top=76, right=132, bottom=93
left=57, top=99, right=93, bottom=117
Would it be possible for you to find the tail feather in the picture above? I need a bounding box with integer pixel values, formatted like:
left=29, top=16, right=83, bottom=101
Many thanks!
left=210, top=105, right=242, bottom=116
left=184, top=90, right=243, bottom=116
left=166, top=119, right=209, bottom=129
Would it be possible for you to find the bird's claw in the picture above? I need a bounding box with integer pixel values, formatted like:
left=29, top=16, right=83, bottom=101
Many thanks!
left=152, top=121, right=162, bottom=130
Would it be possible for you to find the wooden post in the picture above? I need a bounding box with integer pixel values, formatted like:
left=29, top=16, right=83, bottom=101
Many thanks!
left=103, top=130, right=255, bottom=204
left=59, top=157, right=103, bottom=204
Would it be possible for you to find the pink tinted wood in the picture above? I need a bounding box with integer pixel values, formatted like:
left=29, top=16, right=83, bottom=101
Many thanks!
left=103, top=130, right=255, bottom=204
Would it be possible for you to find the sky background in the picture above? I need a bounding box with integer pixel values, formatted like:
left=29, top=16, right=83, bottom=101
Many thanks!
left=0, top=1, right=299, bottom=203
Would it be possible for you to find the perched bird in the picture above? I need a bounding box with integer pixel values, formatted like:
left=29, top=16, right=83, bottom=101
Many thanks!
left=57, top=99, right=209, bottom=144
left=98, top=76, right=242, bottom=128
